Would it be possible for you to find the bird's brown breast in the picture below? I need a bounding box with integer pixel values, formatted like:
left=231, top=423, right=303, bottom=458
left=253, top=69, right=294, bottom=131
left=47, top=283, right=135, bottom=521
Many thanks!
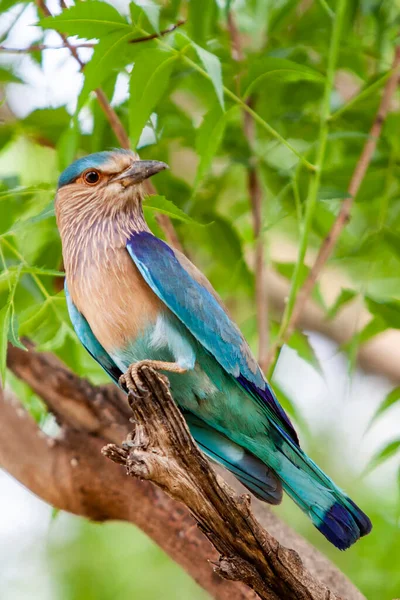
left=67, top=247, right=163, bottom=352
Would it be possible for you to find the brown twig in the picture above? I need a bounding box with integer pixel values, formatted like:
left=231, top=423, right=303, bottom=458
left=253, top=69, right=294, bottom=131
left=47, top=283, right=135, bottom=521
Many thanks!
left=227, top=12, right=269, bottom=371
left=104, top=365, right=354, bottom=600
left=34, top=0, right=183, bottom=252
left=269, top=41, right=400, bottom=359
left=0, top=20, right=185, bottom=54
left=0, top=43, right=95, bottom=53
left=129, top=19, right=185, bottom=44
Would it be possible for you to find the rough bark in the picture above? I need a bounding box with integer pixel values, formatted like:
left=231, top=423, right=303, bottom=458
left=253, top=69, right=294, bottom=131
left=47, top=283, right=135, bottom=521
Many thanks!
left=1, top=344, right=365, bottom=600
left=103, top=366, right=345, bottom=600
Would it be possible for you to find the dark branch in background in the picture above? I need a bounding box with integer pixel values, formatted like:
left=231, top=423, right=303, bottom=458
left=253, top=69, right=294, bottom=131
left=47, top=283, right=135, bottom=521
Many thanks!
left=268, top=40, right=400, bottom=366
left=227, top=12, right=269, bottom=372
left=2, top=343, right=365, bottom=600
left=33, top=0, right=184, bottom=253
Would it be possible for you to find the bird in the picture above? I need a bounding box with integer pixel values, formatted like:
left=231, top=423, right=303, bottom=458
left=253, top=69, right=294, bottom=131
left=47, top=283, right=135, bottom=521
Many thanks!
left=55, top=148, right=372, bottom=550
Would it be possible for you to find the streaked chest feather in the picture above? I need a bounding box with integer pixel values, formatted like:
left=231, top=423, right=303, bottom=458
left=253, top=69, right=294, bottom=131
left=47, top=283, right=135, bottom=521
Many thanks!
left=68, top=247, right=163, bottom=352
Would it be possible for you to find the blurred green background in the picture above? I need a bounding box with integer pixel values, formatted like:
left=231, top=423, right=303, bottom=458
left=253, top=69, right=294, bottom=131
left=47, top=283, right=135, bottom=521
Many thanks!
left=2, top=0, right=400, bottom=598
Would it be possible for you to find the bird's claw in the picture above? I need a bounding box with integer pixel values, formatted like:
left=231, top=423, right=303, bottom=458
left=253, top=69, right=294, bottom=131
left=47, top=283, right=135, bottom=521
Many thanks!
left=119, top=363, right=151, bottom=398
left=119, top=360, right=183, bottom=400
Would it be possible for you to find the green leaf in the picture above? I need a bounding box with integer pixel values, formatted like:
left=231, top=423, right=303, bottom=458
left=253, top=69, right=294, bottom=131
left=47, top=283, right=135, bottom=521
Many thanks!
left=243, top=57, right=324, bottom=97
left=327, top=288, right=357, bottom=319
left=287, top=330, right=323, bottom=375
left=318, top=187, right=351, bottom=201
left=8, top=310, right=26, bottom=351
left=51, top=507, right=61, bottom=521
left=39, top=2, right=130, bottom=38
left=367, top=387, right=400, bottom=431
left=8, top=201, right=55, bottom=233
left=383, top=228, right=400, bottom=261
left=268, top=0, right=299, bottom=34
left=194, top=106, right=229, bottom=189
left=273, top=261, right=325, bottom=309
left=22, top=107, right=70, bottom=145
left=0, top=304, right=11, bottom=385
left=37, top=321, right=70, bottom=352
left=142, top=208, right=165, bottom=239
left=78, top=29, right=134, bottom=110
left=188, top=0, right=217, bottom=43
left=191, top=42, right=225, bottom=110
left=365, top=296, right=400, bottom=329
left=144, top=195, right=200, bottom=224
left=365, top=439, right=400, bottom=475
left=0, top=67, right=23, bottom=84
left=132, top=0, right=160, bottom=33
left=57, top=120, right=79, bottom=172
left=24, top=267, right=65, bottom=277
left=129, top=48, right=177, bottom=148
left=357, top=316, right=386, bottom=345
left=274, top=261, right=309, bottom=283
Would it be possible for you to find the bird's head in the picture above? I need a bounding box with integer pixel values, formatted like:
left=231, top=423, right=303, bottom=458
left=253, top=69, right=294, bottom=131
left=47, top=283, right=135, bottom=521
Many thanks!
left=55, top=149, right=167, bottom=224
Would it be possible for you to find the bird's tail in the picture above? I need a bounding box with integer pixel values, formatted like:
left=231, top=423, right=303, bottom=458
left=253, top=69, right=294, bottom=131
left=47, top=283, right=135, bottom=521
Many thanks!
left=274, top=440, right=372, bottom=550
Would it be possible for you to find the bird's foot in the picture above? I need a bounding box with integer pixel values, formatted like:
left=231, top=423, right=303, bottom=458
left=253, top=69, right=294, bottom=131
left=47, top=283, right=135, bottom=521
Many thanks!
left=119, top=360, right=187, bottom=397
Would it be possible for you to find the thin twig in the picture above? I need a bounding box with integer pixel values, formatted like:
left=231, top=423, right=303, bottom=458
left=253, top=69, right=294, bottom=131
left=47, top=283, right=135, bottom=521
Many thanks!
left=266, top=0, right=347, bottom=376
left=227, top=11, right=269, bottom=370
left=0, top=43, right=95, bottom=53
left=94, top=88, right=131, bottom=149
left=0, top=20, right=186, bottom=54
left=34, top=0, right=183, bottom=252
left=269, top=41, right=400, bottom=366
left=129, top=19, right=185, bottom=44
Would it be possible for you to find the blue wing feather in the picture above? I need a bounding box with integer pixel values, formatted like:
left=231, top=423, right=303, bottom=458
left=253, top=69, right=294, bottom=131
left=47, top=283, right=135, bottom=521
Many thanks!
left=126, top=231, right=299, bottom=445
left=184, top=411, right=282, bottom=504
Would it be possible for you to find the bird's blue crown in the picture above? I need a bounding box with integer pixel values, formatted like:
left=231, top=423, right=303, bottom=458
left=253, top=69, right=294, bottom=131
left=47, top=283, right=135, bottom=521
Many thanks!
left=58, top=149, right=132, bottom=188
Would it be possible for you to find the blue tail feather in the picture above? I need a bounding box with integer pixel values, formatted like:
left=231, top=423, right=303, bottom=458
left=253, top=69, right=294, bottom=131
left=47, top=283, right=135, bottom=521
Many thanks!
left=184, top=412, right=283, bottom=505
left=275, top=443, right=372, bottom=550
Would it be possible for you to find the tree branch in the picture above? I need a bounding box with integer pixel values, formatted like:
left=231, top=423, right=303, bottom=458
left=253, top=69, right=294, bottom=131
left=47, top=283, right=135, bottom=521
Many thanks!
left=227, top=11, right=269, bottom=371
left=103, top=366, right=350, bottom=600
left=0, top=18, right=185, bottom=52
left=3, top=345, right=252, bottom=600
left=0, top=43, right=95, bottom=53
left=3, top=344, right=365, bottom=600
left=270, top=41, right=400, bottom=358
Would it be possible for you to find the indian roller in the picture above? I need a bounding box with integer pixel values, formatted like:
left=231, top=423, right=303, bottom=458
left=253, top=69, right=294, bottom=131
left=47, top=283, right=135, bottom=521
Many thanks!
left=55, top=149, right=372, bottom=550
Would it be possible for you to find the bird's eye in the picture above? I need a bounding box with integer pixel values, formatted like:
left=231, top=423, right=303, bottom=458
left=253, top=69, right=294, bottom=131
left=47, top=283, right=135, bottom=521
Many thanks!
left=83, top=170, right=100, bottom=185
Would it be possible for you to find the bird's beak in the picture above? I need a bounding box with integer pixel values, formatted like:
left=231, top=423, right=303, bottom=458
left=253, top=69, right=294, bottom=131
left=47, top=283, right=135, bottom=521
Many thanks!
left=114, top=160, right=168, bottom=186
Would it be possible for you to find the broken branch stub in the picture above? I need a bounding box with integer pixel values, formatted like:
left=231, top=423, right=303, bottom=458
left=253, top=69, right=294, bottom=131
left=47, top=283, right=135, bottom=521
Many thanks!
left=102, top=366, right=343, bottom=600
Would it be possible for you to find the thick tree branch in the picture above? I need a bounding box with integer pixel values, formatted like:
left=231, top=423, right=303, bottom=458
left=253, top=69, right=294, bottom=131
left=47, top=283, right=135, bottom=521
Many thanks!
left=3, top=346, right=252, bottom=600
left=103, top=366, right=347, bottom=600
left=273, top=42, right=400, bottom=353
left=227, top=11, right=269, bottom=371
left=3, top=344, right=364, bottom=600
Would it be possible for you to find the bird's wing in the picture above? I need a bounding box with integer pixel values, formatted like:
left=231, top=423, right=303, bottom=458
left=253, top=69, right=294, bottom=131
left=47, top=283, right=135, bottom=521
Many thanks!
left=65, top=283, right=122, bottom=383
left=184, top=411, right=282, bottom=504
left=126, top=231, right=299, bottom=445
